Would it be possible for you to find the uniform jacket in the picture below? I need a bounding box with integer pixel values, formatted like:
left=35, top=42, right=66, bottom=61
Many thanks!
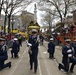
left=28, top=35, right=39, bottom=55
left=62, top=45, right=74, bottom=64
left=0, top=44, right=8, bottom=60
left=48, top=42, right=55, bottom=54
left=12, top=41, right=19, bottom=53
left=73, top=44, right=76, bottom=55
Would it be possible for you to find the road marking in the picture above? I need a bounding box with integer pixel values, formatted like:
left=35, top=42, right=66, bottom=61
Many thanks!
left=43, top=51, right=47, bottom=54
left=38, top=60, right=42, bottom=75
left=40, top=48, right=52, bottom=75
left=8, top=50, right=26, bottom=75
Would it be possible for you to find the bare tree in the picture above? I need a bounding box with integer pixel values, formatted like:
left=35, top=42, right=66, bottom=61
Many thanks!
left=3, top=0, right=32, bottom=33
left=48, top=0, right=76, bottom=22
left=0, top=0, right=4, bottom=18
left=37, top=0, right=76, bottom=32
left=38, top=0, right=76, bottom=23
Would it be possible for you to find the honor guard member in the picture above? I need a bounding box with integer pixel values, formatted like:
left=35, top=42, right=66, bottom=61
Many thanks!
left=28, top=29, right=39, bottom=73
left=0, top=38, right=11, bottom=71
left=11, top=38, right=19, bottom=58
left=58, top=39, right=75, bottom=72
left=48, top=38, right=55, bottom=59
left=68, top=39, right=76, bottom=73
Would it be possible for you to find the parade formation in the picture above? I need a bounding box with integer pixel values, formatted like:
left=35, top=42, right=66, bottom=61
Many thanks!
left=0, top=28, right=76, bottom=75
left=0, top=0, right=76, bottom=75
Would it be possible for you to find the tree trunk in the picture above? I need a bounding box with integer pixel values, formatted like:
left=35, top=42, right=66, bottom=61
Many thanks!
left=4, top=15, right=7, bottom=34
left=8, top=15, right=11, bottom=33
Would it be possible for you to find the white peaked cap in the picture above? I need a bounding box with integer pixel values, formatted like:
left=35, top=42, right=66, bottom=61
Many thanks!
left=50, top=38, right=54, bottom=40
left=32, top=29, right=37, bottom=32
left=14, top=38, right=18, bottom=40
left=65, top=39, right=71, bottom=42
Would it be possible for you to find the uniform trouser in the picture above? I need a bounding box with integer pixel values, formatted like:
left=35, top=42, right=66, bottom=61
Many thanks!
left=61, top=58, right=69, bottom=72
left=11, top=50, right=13, bottom=58
left=0, top=60, right=10, bottom=69
left=14, top=53, right=18, bottom=58
left=29, top=54, right=38, bottom=70
left=60, top=62, right=69, bottom=72
left=70, top=58, right=76, bottom=71
left=11, top=50, right=18, bottom=58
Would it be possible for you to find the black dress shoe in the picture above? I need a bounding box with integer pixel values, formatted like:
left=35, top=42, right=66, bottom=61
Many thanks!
left=30, top=67, right=32, bottom=70
left=9, top=62, right=11, bottom=68
left=58, top=63, right=61, bottom=70
left=11, top=56, right=13, bottom=58
left=0, top=68, right=3, bottom=71
left=16, top=56, right=19, bottom=58
left=70, top=70, right=73, bottom=73
left=34, top=69, right=37, bottom=73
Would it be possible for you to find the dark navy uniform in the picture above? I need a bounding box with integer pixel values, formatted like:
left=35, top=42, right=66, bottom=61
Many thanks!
left=28, top=34, right=39, bottom=73
left=58, top=39, right=76, bottom=73
left=11, top=38, right=19, bottom=58
left=62, top=46, right=72, bottom=72
left=0, top=38, right=11, bottom=71
left=48, top=38, right=55, bottom=59
left=69, top=40, right=76, bottom=73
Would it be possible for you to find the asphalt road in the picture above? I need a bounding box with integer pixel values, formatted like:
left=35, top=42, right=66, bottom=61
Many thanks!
left=0, top=41, right=76, bottom=75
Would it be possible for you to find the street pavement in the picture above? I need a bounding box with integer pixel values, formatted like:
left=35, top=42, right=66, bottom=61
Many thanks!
left=0, top=41, right=76, bottom=75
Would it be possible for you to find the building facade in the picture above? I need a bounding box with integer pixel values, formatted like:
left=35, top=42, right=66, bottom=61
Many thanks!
left=20, top=11, right=34, bottom=31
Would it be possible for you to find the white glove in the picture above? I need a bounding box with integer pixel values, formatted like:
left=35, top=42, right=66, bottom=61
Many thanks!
left=67, top=49, right=72, bottom=53
left=27, top=43, right=32, bottom=46
left=68, top=54, right=72, bottom=57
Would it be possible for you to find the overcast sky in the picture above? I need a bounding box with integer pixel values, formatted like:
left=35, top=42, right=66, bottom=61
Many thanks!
left=25, top=2, right=45, bottom=26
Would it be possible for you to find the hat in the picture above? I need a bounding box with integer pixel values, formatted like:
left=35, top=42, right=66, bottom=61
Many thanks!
left=14, top=38, right=18, bottom=40
left=65, top=39, right=71, bottom=42
left=0, top=38, right=5, bottom=41
left=65, top=39, right=71, bottom=44
left=32, top=29, right=37, bottom=33
left=50, top=38, right=54, bottom=40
